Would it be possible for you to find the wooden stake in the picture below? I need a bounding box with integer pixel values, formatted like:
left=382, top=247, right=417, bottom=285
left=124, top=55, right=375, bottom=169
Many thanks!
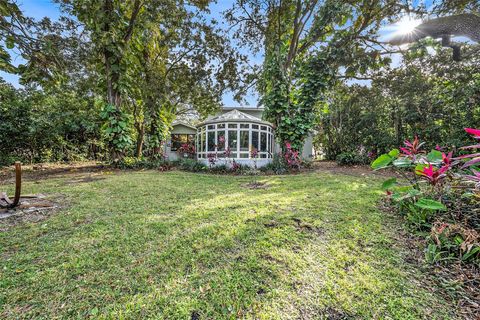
left=12, top=162, right=21, bottom=207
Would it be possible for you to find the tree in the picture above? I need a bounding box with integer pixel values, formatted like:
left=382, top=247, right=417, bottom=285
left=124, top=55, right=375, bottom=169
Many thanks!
left=227, top=0, right=403, bottom=150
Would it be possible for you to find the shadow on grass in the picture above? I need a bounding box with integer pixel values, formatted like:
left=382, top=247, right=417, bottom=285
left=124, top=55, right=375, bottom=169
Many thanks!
left=0, top=171, right=453, bottom=319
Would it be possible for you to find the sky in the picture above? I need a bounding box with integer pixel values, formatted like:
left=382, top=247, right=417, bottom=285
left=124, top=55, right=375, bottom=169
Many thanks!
left=0, top=0, right=260, bottom=107
left=1, top=0, right=471, bottom=107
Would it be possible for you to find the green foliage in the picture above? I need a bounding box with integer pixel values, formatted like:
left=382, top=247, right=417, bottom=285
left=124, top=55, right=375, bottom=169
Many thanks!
left=336, top=151, right=370, bottom=166
left=100, top=104, right=133, bottom=155
left=318, top=46, right=480, bottom=160
left=177, top=158, right=208, bottom=172
left=0, top=80, right=104, bottom=166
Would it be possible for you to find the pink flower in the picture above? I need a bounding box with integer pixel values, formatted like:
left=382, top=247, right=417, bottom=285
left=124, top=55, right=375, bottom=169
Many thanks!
left=285, top=142, right=292, bottom=149
left=400, top=136, right=424, bottom=158
left=465, top=128, right=480, bottom=139
left=435, top=145, right=443, bottom=151
left=416, top=164, right=449, bottom=186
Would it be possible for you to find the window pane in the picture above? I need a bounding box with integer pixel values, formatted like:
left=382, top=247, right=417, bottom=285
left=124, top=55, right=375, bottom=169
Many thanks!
left=240, top=123, right=249, bottom=129
left=228, top=124, right=237, bottom=129
left=208, top=125, right=215, bottom=130
left=260, top=132, right=267, bottom=152
left=217, top=123, right=225, bottom=129
left=252, top=124, right=259, bottom=129
left=239, top=153, right=249, bottom=158
left=208, top=131, right=216, bottom=151
left=240, top=131, right=249, bottom=151
left=228, top=130, right=237, bottom=150
left=217, top=130, right=225, bottom=151
left=261, top=126, right=267, bottom=131
left=171, top=134, right=188, bottom=151
left=251, top=131, right=259, bottom=151
left=201, top=131, right=205, bottom=152
left=260, top=153, right=267, bottom=158
left=270, top=134, right=274, bottom=154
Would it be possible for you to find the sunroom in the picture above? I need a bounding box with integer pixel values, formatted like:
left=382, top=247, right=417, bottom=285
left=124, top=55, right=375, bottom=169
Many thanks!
left=196, top=109, right=275, bottom=167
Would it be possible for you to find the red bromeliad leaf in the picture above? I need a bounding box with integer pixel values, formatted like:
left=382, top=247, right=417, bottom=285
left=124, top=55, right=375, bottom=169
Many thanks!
left=453, top=153, right=480, bottom=160
left=465, top=128, right=480, bottom=138
left=463, top=157, right=480, bottom=168
left=464, top=170, right=480, bottom=182
left=461, top=144, right=480, bottom=150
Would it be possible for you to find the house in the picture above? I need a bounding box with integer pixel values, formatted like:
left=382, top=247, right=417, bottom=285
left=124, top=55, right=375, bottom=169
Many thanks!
left=164, top=107, right=314, bottom=167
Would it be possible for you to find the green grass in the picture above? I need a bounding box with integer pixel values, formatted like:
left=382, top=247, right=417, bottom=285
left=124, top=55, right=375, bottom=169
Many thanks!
left=1, top=170, right=454, bottom=319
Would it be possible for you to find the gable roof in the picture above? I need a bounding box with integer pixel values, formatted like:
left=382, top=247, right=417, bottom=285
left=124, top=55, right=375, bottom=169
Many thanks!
left=199, top=109, right=272, bottom=126
left=172, top=120, right=197, bottom=130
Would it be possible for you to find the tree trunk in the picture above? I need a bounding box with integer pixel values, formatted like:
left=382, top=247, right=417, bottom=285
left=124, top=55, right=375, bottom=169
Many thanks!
left=135, top=124, right=145, bottom=158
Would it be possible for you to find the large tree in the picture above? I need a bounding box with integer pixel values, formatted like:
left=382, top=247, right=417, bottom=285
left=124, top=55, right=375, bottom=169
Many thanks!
left=54, top=0, right=245, bottom=157
left=226, top=0, right=404, bottom=150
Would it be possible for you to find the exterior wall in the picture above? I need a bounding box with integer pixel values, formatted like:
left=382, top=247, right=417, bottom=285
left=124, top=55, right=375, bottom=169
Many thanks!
left=165, top=124, right=197, bottom=161
left=198, top=158, right=273, bottom=168
left=302, top=134, right=314, bottom=159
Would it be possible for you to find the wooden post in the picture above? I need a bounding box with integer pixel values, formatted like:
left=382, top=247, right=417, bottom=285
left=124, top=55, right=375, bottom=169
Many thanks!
left=12, top=162, right=21, bottom=207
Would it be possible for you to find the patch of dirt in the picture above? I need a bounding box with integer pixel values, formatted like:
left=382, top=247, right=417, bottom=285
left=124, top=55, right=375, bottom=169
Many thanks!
left=0, top=161, right=110, bottom=184
left=292, top=217, right=325, bottom=236
left=242, top=182, right=270, bottom=189
left=63, top=175, right=106, bottom=185
left=311, top=161, right=395, bottom=178
left=0, top=194, right=63, bottom=231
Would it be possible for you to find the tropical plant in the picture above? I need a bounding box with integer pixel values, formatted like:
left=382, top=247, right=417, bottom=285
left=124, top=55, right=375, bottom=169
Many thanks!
left=372, top=128, right=480, bottom=263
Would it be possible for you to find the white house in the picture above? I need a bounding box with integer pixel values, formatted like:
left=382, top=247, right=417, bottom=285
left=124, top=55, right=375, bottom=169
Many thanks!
left=164, top=107, right=314, bottom=167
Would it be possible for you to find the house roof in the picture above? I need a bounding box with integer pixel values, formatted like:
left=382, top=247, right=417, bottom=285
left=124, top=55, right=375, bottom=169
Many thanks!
left=199, top=109, right=272, bottom=126
left=172, top=120, right=196, bottom=130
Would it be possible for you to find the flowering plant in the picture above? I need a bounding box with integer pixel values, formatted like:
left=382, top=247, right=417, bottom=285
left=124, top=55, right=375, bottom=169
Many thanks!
left=283, top=142, right=301, bottom=169
left=207, top=153, right=217, bottom=167
left=178, top=143, right=195, bottom=158
left=372, top=128, right=480, bottom=264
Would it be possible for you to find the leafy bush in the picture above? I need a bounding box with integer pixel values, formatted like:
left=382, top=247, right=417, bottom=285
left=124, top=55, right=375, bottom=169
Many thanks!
left=178, top=159, right=207, bottom=172
left=116, top=157, right=173, bottom=171
left=426, top=222, right=480, bottom=264
left=372, top=130, right=480, bottom=264
left=260, top=154, right=288, bottom=174
left=336, top=151, right=370, bottom=166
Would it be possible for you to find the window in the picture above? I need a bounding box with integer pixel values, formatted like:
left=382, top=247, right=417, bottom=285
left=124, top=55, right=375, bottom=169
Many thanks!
left=207, top=131, right=215, bottom=151
left=240, top=131, right=249, bottom=151
left=228, top=130, right=237, bottom=151
left=171, top=134, right=195, bottom=151
left=251, top=131, right=259, bottom=151
left=260, top=132, right=267, bottom=152
left=196, top=121, right=274, bottom=160
left=217, top=130, right=225, bottom=151
left=200, top=130, right=205, bottom=152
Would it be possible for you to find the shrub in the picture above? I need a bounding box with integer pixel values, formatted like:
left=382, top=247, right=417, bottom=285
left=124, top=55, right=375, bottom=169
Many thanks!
left=178, top=159, right=207, bottom=172
left=336, top=151, right=370, bottom=166
left=260, top=154, right=288, bottom=174
left=177, top=144, right=195, bottom=159
left=372, top=129, right=480, bottom=264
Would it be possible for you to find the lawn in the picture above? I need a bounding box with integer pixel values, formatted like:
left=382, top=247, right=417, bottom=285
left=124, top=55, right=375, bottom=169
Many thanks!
left=0, top=170, right=454, bottom=319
